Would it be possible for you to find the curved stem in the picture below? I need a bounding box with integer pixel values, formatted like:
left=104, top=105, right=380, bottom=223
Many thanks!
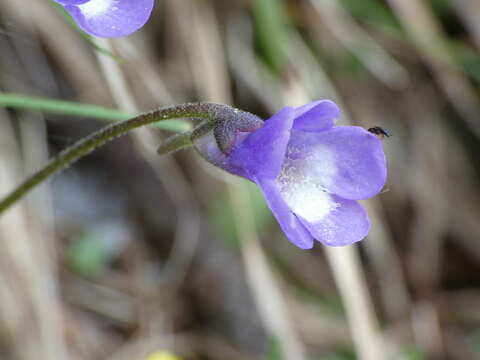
left=0, top=102, right=232, bottom=215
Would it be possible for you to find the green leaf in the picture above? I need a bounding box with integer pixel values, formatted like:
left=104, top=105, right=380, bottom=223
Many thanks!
left=251, top=0, right=287, bottom=71
left=265, top=338, right=283, bottom=360
left=340, top=0, right=400, bottom=33
left=0, top=93, right=191, bottom=132
left=246, top=181, right=274, bottom=231
left=451, top=42, right=480, bottom=84
left=67, top=231, right=110, bottom=278
left=210, top=194, right=238, bottom=247
left=427, top=0, right=450, bottom=14
left=467, top=329, right=480, bottom=357
left=317, top=348, right=355, bottom=360
left=210, top=181, right=273, bottom=248
left=398, top=346, right=425, bottom=360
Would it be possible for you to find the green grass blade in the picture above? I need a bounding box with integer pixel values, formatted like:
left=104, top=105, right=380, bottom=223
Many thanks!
left=265, top=338, right=283, bottom=360
left=251, top=0, right=287, bottom=71
left=0, top=93, right=191, bottom=132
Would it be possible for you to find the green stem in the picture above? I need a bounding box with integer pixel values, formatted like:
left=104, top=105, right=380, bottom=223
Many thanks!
left=0, top=102, right=231, bottom=215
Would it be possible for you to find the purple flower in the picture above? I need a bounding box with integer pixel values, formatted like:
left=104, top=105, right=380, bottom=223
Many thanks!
left=193, top=101, right=387, bottom=249
left=54, top=0, right=154, bottom=38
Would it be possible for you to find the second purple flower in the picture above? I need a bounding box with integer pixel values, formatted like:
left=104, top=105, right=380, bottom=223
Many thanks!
left=54, top=0, right=154, bottom=38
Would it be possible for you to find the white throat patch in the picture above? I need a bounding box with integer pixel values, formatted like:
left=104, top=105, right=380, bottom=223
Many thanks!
left=278, top=144, right=338, bottom=222
left=78, top=0, right=116, bottom=18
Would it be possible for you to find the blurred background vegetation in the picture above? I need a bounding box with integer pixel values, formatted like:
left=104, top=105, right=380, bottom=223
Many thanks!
left=0, top=0, right=479, bottom=359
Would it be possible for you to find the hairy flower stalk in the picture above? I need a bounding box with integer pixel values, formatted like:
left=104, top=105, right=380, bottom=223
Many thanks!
left=0, top=103, right=259, bottom=215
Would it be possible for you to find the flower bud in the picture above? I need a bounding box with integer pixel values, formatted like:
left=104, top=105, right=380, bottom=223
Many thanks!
left=191, top=107, right=263, bottom=177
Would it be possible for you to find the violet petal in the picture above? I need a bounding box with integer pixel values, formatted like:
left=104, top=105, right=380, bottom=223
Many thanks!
left=293, top=100, right=339, bottom=132
left=256, top=177, right=314, bottom=249
left=228, top=107, right=295, bottom=180
left=297, top=196, right=370, bottom=246
left=62, top=0, right=154, bottom=38
left=284, top=126, right=386, bottom=200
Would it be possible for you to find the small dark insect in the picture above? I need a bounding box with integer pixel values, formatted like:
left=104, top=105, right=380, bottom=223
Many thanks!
left=368, top=126, right=392, bottom=139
